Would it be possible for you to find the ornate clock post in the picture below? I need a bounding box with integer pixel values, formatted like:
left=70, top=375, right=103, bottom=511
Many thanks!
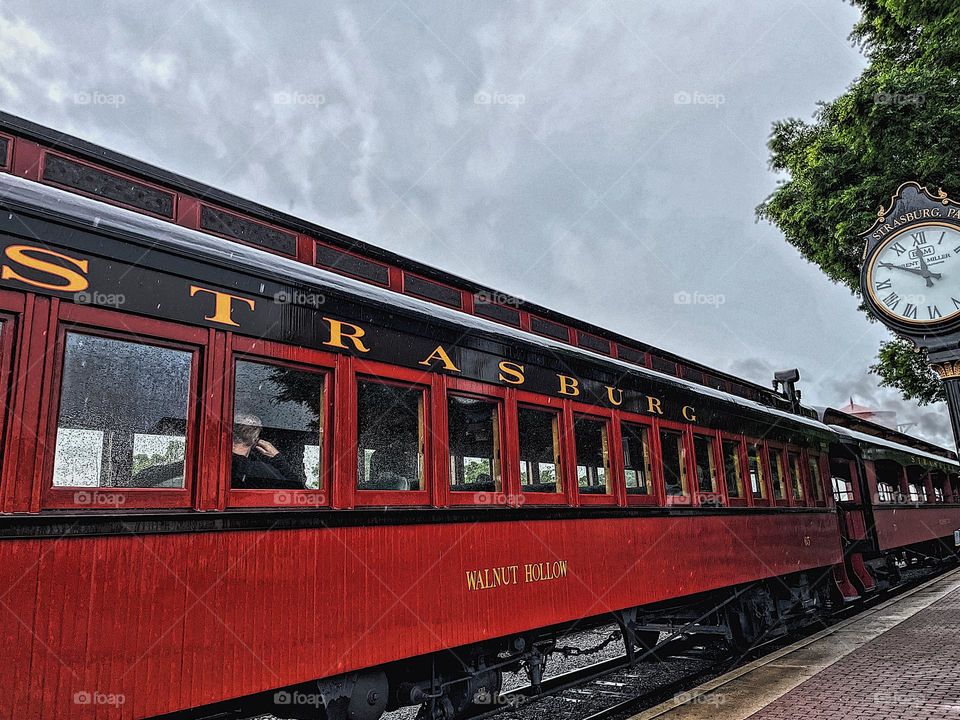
left=860, top=182, right=960, bottom=450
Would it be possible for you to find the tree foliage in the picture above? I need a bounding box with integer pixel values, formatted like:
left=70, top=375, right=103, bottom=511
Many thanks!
left=758, top=0, right=960, bottom=404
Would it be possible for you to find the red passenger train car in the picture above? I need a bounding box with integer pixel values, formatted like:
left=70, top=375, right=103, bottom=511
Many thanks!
left=0, top=114, right=957, bottom=720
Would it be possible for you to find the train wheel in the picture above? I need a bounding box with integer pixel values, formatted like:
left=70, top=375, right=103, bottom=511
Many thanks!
left=414, top=668, right=502, bottom=720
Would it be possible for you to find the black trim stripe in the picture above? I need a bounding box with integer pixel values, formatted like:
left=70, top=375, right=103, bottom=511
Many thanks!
left=0, top=505, right=838, bottom=540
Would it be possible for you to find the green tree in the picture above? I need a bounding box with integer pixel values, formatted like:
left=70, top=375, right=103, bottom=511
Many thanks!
left=757, top=0, right=960, bottom=405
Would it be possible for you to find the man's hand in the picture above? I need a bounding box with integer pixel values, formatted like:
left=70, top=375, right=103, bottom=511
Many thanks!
left=254, top=439, right=280, bottom=458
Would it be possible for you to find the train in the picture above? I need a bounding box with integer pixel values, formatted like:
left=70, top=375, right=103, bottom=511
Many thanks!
left=0, top=113, right=958, bottom=720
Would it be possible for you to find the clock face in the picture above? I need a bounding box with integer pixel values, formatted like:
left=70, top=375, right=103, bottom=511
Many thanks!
left=866, top=222, right=960, bottom=325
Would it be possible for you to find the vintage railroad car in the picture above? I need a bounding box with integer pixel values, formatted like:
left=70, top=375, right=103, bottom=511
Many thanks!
left=0, top=115, right=956, bottom=720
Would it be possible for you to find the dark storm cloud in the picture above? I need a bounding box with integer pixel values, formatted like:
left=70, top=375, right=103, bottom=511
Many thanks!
left=1, top=0, right=949, bottom=446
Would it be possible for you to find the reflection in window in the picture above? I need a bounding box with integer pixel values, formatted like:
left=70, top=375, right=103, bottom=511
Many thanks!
left=830, top=458, right=855, bottom=502
left=769, top=448, right=787, bottom=500
left=723, top=440, right=744, bottom=498
left=932, top=472, right=947, bottom=503
left=622, top=422, right=652, bottom=495
left=875, top=460, right=902, bottom=502
left=693, top=435, right=718, bottom=494
left=448, top=395, right=501, bottom=492
left=52, top=333, right=191, bottom=488
left=808, top=455, right=825, bottom=503
left=788, top=452, right=804, bottom=502
left=877, top=481, right=897, bottom=502
left=660, top=430, right=688, bottom=497
left=748, top=444, right=766, bottom=499
left=357, top=380, right=425, bottom=491
left=906, top=466, right=928, bottom=503
left=574, top=416, right=610, bottom=494
left=518, top=406, right=561, bottom=493
left=908, top=483, right=927, bottom=503
left=232, top=360, right=323, bottom=490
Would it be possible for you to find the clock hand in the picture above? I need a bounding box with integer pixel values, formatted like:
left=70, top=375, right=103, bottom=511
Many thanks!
left=878, top=261, right=928, bottom=278
left=915, top=252, right=942, bottom=287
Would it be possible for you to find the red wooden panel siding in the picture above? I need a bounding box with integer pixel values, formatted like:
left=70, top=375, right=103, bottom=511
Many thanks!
left=0, top=511, right=841, bottom=719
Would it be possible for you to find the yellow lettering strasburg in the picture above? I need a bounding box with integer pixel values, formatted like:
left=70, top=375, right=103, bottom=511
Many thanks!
left=419, top=345, right=460, bottom=372
left=1, top=244, right=89, bottom=293
left=189, top=285, right=255, bottom=327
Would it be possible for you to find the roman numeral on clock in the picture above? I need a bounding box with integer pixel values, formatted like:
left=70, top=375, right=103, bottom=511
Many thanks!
left=911, top=231, right=926, bottom=246
left=928, top=305, right=942, bottom=320
left=903, top=303, right=918, bottom=319
left=875, top=278, right=892, bottom=291
left=891, top=242, right=907, bottom=256
left=883, top=292, right=900, bottom=310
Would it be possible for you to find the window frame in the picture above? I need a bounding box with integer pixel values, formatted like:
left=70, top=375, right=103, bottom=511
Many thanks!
left=618, top=411, right=659, bottom=507
left=745, top=438, right=773, bottom=507
left=0, top=296, right=23, bottom=510
left=42, top=303, right=206, bottom=510
left=805, top=450, right=829, bottom=507
left=719, top=433, right=749, bottom=508
left=225, top=335, right=334, bottom=509
left=784, top=446, right=809, bottom=507
left=691, top=429, right=726, bottom=507
left=765, top=442, right=790, bottom=507
left=658, top=418, right=693, bottom=507
left=352, top=360, right=433, bottom=507
left=514, top=391, right=569, bottom=506
left=443, top=378, right=509, bottom=507
left=568, top=403, right=617, bottom=506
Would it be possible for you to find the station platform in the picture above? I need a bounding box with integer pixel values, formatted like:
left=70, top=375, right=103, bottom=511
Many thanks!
left=632, top=567, right=960, bottom=720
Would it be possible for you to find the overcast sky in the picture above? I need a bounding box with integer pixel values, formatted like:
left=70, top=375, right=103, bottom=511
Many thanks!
left=1, top=1, right=951, bottom=446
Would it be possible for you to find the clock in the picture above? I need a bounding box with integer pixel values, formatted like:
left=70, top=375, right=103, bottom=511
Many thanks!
left=865, top=221, right=960, bottom=326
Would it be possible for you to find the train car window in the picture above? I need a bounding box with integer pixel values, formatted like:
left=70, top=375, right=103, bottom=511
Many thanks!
left=768, top=448, right=787, bottom=501
left=518, top=406, right=562, bottom=493
left=808, top=455, right=826, bottom=503
left=357, top=380, right=425, bottom=491
left=787, top=452, right=805, bottom=503
left=877, top=481, right=896, bottom=502
left=448, top=395, right=501, bottom=493
left=830, top=459, right=855, bottom=502
left=621, top=422, right=652, bottom=495
left=906, top=465, right=927, bottom=502
left=231, top=360, right=324, bottom=490
left=932, top=472, right=947, bottom=503
left=660, top=429, right=689, bottom=498
left=52, top=332, right=191, bottom=489
left=692, top=435, right=718, bottom=494
left=574, top=415, right=610, bottom=494
left=747, top=444, right=767, bottom=500
left=722, top=440, right=745, bottom=499
left=874, top=459, right=902, bottom=502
